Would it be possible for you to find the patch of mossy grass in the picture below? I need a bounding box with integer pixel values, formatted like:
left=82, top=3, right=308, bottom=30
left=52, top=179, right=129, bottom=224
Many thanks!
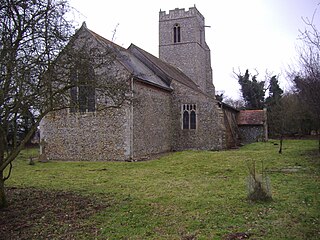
left=3, top=139, right=320, bottom=239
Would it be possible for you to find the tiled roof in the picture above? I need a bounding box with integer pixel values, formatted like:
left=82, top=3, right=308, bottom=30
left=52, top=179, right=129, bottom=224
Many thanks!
left=76, top=24, right=205, bottom=94
left=128, top=44, right=202, bottom=93
left=87, top=29, right=172, bottom=91
left=237, top=110, right=266, bottom=125
left=89, top=29, right=127, bottom=51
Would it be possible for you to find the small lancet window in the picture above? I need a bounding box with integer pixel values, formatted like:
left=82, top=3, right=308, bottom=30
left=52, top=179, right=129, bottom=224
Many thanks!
left=183, top=111, right=190, bottom=129
left=173, top=24, right=181, bottom=43
left=190, top=111, right=196, bottom=129
left=182, top=104, right=197, bottom=129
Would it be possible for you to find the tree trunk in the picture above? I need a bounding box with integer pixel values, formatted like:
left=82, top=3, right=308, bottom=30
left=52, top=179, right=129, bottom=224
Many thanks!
left=279, top=135, right=283, bottom=154
left=0, top=171, right=7, bottom=208
left=318, top=133, right=320, bottom=154
left=0, top=134, right=7, bottom=208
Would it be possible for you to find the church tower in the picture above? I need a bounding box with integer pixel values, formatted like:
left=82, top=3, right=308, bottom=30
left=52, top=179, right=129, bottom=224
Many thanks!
left=159, top=7, right=215, bottom=96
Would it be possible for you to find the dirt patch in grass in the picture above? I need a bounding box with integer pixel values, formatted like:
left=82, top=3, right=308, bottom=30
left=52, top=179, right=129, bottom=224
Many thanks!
left=0, top=187, right=106, bottom=240
left=224, top=232, right=252, bottom=240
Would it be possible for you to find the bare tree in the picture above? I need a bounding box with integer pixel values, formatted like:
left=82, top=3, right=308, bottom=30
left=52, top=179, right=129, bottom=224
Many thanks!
left=223, top=97, right=246, bottom=110
left=0, top=0, right=77, bottom=208
left=289, top=6, right=320, bottom=151
left=268, top=92, right=312, bottom=153
left=0, top=0, right=130, bottom=208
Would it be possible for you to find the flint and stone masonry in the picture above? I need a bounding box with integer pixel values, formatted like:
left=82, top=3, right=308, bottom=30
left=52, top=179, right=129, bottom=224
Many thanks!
left=40, top=7, right=250, bottom=161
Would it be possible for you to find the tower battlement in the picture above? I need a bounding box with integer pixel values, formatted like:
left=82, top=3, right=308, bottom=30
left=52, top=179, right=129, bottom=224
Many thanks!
left=159, top=7, right=204, bottom=21
left=159, top=6, right=215, bottom=96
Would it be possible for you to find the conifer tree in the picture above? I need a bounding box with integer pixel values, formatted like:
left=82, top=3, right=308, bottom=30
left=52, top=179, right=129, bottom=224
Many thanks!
left=236, top=69, right=266, bottom=109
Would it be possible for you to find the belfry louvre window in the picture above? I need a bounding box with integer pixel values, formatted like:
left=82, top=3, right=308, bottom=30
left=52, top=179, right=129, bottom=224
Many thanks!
left=70, top=64, right=95, bottom=113
left=173, top=24, right=181, bottom=43
left=182, top=104, right=197, bottom=129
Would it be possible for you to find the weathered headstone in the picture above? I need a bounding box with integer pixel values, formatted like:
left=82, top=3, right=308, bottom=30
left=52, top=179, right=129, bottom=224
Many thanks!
left=38, top=139, right=48, bottom=162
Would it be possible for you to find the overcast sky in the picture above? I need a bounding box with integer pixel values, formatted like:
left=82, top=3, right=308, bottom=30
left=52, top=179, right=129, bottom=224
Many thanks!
left=69, top=0, right=319, bottom=99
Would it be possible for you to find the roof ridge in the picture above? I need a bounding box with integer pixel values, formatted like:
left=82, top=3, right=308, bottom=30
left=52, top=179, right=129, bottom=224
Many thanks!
left=87, top=28, right=127, bottom=51
left=128, top=44, right=172, bottom=86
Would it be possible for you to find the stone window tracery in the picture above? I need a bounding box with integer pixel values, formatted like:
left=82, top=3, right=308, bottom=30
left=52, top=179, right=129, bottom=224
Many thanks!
left=182, top=104, right=197, bottom=129
left=70, top=64, right=95, bottom=113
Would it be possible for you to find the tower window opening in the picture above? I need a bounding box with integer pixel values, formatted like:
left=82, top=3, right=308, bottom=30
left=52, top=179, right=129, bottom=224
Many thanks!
left=173, top=24, right=181, bottom=43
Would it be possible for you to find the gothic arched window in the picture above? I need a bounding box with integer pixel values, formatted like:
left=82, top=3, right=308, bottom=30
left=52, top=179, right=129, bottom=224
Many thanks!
left=182, top=104, right=197, bottom=129
left=190, top=111, right=196, bottom=129
left=173, top=24, right=181, bottom=43
left=70, top=63, right=95, bottom=113
left=183, top=110, right=189, bottom=129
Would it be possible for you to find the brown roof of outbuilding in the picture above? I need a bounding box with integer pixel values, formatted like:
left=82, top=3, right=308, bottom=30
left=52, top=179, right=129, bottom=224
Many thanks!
left=237, top=110, right=266, bottom=125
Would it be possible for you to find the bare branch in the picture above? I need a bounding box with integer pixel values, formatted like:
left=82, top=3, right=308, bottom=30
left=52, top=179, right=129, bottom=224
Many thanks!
left=112, top=23, right=119, bottom=42
left=3, top=163, right=12, bottom=182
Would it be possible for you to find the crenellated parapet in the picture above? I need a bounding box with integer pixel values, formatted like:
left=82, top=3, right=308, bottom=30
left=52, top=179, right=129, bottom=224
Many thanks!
left=159, top=7, right=204, bottom=21
left=159, top=6, right=215, bottom=96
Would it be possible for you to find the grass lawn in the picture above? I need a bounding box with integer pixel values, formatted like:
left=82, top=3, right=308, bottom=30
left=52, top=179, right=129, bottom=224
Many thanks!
left=2, top=139, right=320, bottom=239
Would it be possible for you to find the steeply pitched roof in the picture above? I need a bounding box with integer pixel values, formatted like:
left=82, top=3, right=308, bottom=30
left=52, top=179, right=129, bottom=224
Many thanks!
left=86, top=28, right=172, bottom=91
left=128, top=44, right=202, bottom=93
left=237, top=110, right=266, bottom=125
left=73, top=23, right=205, bottom=94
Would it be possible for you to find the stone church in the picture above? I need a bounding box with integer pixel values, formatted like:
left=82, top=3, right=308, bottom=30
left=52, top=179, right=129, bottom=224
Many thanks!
left=40, top=7, right=267, bottom=161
